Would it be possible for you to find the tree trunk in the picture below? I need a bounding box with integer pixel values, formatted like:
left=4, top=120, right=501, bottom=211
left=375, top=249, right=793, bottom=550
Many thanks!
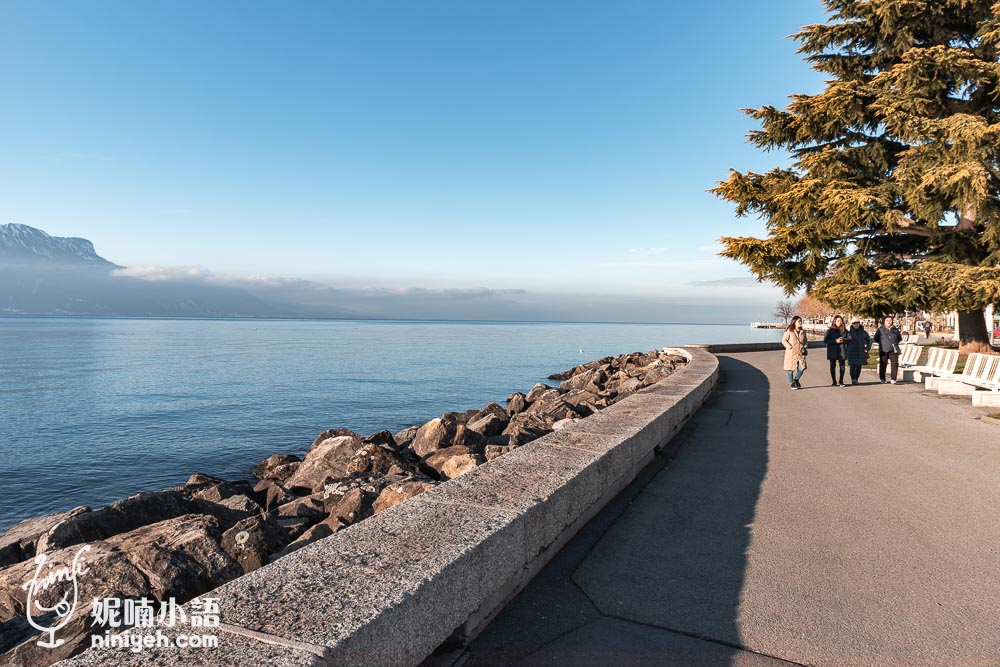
left=957, top=310, right=992, bottom=354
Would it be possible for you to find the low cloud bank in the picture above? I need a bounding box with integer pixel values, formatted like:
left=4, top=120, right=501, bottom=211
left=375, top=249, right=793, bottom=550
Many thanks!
left=104, top=265, right=781, bottom=323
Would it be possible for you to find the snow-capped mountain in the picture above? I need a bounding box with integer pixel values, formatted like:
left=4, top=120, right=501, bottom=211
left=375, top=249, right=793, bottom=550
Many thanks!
left=0, top=223, right=119, bottom=267
left=0, top=223, right=311, bottom=317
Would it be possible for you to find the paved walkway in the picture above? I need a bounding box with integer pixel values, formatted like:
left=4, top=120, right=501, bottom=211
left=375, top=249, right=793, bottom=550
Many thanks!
left=461, top=352, right=1000, bottom=667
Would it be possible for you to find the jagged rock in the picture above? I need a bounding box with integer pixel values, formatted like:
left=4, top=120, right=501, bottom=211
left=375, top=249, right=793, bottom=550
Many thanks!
left=560, top=367, right=608, bottom=392
left=185, top=472, right=223, bottom=489
left=362, top=430, right=397, bottom=450
left=192, top=479, right=255, bottom=503
left=276, top=494, right=326, bottom=521
left=639, top=364, right=673, bottom=386
left=603, top=371, right=629, bottom=394
left=525, top=396, right=579, bottom=421
left=410, top=416, right=458, bottom=458
left=285, top=435, right=359, bottom=492
left=421, top=446, right=481, bottom=480
left=470, top=401, right=507, bottom=423
left=324, top=488, right=367, bottom=528
left=484, top=444, right=514, bottom=461
left=452, top=424, right=488, bottom=450
left=561, top=389, right=605, bottom=416
left=106, top=514, right=240, bottom=602
left=221, top=515, right=289, bottom=574
left=275, top=517, right=312, bottom=541
left=526, top=383, right=554, bottom=403
left=444, top=409, right=480, bottom=425
left=36, top=490, right=191, bottom=553
left=253, top=479, right=293, bottom=512
left=252, top=453, right=301, bottom=481
left=320, top=474, right=386, bottom=503
left=393, top=425, right=421, bottom=449
left=372, top=480, right=437, bottom=515
left=189, top=496, right=255, bottom=532
left=307, top=428, right=362, bottom=454
left=219, top=493, right=263, bottom=515
left=530, top=387, right=563, bottom=404
left=618, top=377, right=644, bottom=395
left=441, top=455, right=479, bottom=480
left=0, top=506, right=89, bottom=568
left=506, top=392, right=529, bottom=415
left=503, top=413, right=554, bottom=445
left=347, top=441, right=403, bottom=477
left=468, top=412, right=505, bottom=437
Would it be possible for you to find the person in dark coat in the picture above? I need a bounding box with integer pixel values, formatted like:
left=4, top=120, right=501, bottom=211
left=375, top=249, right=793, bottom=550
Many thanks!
left=873, top=315, right=903, bottom=384
left=823, top=315, right=849, bottom=386
left=846, top=317, right=872, bottom=385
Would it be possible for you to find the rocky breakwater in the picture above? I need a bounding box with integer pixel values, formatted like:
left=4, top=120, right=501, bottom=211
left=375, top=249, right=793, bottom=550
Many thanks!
left=0, top=349, right=685, bottom=666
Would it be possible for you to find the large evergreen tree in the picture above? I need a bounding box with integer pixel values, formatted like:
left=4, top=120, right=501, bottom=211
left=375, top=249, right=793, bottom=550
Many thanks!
left=713, top=0, right=1000, bottom=351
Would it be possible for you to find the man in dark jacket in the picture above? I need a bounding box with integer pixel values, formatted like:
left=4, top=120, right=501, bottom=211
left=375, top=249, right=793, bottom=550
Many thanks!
left=873, top=316, right=903, bottom=384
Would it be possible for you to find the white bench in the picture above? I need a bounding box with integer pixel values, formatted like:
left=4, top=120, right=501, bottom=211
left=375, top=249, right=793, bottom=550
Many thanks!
left=899, top=344, right=924, bottom=368
left=972, top=358, right=1000, bottom=406
left=905, top=347, right=960, bottom=388
left=935, top=354, right=994, bottom=395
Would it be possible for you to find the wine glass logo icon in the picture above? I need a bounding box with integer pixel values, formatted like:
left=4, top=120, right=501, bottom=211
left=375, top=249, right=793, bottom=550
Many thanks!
left=21, top=544, right=92, bottom=649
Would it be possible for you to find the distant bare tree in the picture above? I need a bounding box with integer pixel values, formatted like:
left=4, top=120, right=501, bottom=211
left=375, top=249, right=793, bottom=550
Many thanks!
left=774, top=300, right=794, bottom=324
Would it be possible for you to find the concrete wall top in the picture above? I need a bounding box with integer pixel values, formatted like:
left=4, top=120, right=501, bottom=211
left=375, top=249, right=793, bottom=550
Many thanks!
left=691, top=340, right=825, bottom=354
left=58, top=346, right=720, bottom=667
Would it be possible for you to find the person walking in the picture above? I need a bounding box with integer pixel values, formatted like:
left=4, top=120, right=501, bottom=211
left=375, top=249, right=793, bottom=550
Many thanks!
left=846, top=317, right=872, bottom=385
left=923, top=321, right=933, bottom=340
left=824, top=315, right=850, bottom=386
left=873, top=315, right=903, bottom=384
left=782, top=316, right=808, bottom=390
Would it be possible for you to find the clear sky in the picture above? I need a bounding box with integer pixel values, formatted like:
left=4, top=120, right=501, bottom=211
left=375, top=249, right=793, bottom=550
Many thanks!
left=0, top=1, right=828, bottom=321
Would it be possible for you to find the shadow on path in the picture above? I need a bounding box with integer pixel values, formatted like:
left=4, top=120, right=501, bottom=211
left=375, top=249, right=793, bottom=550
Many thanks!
left=459, top=357, right=788, bottom=666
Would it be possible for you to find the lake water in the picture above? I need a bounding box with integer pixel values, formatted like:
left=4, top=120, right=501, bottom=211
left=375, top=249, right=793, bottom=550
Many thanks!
left=0, top=317, right=782, bottom=531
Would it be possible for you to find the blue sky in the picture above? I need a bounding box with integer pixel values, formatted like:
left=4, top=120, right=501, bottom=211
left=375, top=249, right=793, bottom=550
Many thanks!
left=0, top=1, right=828, bottom=320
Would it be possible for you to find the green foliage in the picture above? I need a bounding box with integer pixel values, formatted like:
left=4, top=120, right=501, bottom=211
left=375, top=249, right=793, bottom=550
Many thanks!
left=713, top=0, right=1000, bottom=324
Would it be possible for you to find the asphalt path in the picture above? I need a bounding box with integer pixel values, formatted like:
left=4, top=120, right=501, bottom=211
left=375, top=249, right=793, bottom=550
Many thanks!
left=462, top=351, right=1000, bottom=667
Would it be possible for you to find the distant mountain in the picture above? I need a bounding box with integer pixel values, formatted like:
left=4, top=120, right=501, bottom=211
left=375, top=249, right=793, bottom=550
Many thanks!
left=0, top=223, right=300, bottom=317
left=0, top=223, right=120, bottom=267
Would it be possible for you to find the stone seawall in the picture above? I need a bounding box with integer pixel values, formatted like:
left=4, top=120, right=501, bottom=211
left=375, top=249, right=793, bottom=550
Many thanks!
left=58, top=346, right=719, bottom=667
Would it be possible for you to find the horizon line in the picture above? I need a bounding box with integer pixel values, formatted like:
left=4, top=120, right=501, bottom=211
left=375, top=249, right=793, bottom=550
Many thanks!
left=0, top=313, right=760, bottom=327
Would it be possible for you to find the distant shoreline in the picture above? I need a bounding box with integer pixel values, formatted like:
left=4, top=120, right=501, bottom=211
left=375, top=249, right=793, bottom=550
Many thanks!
left=0, top=314, right=759, bottom=327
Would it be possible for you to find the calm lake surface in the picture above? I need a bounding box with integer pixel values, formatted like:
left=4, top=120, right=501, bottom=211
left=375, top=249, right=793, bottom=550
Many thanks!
left=0, top=317, right=782, bottom=530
